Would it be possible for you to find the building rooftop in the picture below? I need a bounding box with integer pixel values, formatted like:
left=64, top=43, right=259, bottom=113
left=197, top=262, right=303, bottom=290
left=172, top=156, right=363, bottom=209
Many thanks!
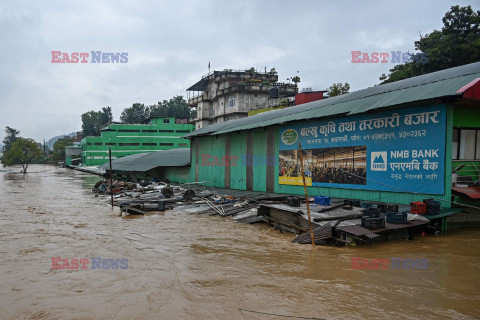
left=98, top=148, right=190, bottom=172
left=187, top=69, right=279, bottom=91
left=185, top=61, right=480, bottom=137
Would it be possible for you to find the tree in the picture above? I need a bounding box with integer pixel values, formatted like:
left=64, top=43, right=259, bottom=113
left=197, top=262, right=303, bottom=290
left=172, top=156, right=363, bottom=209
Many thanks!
left=118, top=96, right=195, bottom=124
left=52, top=137, right=74, bottom=162
left=380, top=5, right=480, bottom=84
left=327, top=82, right=350, bottom=97
left=120, top=103, right=149, bottom=123
left=2, top=138, right=42, bottom=173
left=81, top=107, right=113, bottom=137
left=2, top=126, right=20, bottom=153
left=291, top=76, right=301, bottom=86
left=149, top=96, right=193, bottom=119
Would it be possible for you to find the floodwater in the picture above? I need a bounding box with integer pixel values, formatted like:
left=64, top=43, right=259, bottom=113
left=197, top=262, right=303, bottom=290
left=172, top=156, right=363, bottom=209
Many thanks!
left=0, top=165, right=479, bottom=320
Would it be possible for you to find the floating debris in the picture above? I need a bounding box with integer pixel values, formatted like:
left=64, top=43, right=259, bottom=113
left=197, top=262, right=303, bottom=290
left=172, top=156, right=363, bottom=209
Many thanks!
left=90, top=178, right=456, bottom=246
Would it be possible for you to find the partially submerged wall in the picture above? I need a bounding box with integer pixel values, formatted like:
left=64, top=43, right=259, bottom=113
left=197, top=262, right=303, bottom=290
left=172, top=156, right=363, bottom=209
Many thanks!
left=170, top=104, right=455, bottom=207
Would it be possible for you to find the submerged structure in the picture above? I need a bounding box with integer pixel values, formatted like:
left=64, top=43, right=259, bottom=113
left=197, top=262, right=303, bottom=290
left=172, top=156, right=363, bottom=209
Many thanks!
left=80, top=117, right=194, bottom=166
left=174, top=62, right=480, bottom=208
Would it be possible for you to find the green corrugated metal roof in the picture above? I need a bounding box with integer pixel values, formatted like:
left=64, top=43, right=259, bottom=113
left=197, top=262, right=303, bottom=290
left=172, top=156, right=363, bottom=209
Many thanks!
left=98, top=148, right=190, bottom=172
left=185, top=62, right=480, bottom=137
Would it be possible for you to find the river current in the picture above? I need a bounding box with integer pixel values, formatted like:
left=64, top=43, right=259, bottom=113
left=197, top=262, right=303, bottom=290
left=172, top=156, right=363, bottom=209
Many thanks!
left=0, top=165, right=479, bottom=319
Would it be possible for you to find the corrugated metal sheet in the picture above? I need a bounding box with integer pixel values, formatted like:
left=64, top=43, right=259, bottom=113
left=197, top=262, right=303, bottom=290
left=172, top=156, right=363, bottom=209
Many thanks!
left=184, top=62, right=480, bottom=137
left=98, top=148, right=190, bottom=172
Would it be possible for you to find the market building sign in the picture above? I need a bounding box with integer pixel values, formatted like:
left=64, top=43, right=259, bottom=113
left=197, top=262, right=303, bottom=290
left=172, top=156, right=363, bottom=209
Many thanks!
left=278, top=105, right=446, bottom=194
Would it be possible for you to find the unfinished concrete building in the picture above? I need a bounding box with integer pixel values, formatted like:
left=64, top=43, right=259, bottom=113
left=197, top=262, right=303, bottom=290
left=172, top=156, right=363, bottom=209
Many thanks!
left=187, top=69, right=298, bottom=129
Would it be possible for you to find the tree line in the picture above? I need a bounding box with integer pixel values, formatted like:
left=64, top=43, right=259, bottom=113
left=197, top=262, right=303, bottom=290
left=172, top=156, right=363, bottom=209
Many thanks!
left=328, top=5, right=479, bottom=96
left=81, top=95, right=195, bottom=138
left=1, top=126, right=76, bottom=172
left=380, top=5, right=479, bottom=83
left=1, top=127, right=43, bottom=173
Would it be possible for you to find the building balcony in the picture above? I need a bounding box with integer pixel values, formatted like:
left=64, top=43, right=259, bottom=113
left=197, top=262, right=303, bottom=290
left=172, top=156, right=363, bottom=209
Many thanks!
left=216, top=83, right=297, bottom=97
left=188, top=94, right=211, bottom=106
left=215, top=71, right=278, bottom=83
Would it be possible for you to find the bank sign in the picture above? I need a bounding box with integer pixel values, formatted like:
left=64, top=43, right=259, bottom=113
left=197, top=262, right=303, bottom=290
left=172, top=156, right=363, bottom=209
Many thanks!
left=278, top=105, right=446, bottom=194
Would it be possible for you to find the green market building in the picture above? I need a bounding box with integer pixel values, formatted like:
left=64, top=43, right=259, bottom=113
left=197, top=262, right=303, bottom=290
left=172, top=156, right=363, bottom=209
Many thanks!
left=81, top=117, right=194, bottom=166
left=168, top=62, right=479, bottom=208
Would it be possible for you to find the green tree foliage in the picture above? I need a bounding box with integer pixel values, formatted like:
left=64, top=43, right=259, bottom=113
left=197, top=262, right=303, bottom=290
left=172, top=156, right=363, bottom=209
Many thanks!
left=120, top=103, right=149, bottom=124
left=2, top=138, right=42, bottom=173
left=52, top=137, right=74, bottom=162
left=2, top=126, right=20, bottom=153
left=119, top=96, right=194, bottom=124
left=291, top=76, right=301, bottom=85
left=150, top=96, right=192, bottom=119
left=327, top=82, right=350, bottom=97
left=81, top=107, right=113, bottom=137
left=381, top=5, right=480, bottom=84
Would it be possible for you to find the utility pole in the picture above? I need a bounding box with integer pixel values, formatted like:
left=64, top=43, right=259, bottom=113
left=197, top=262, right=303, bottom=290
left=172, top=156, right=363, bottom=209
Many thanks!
left=298, top=143, right=316, bottom=246
left=109, top=147, right=113, bottom=208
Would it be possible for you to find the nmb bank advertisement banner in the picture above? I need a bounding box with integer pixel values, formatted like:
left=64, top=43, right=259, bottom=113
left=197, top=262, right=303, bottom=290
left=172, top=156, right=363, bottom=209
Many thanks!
left=278, top=105, right=446, bottom=194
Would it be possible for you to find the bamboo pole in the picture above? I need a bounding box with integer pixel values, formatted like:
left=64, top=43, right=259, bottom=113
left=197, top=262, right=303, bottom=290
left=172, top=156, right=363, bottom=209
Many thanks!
left=298, top=143, right=315, bottom=246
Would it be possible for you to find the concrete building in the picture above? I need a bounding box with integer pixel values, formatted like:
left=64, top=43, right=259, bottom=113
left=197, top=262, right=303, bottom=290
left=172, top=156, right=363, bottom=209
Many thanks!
left=81, top=117, right=194, bottom=166
left=187, top=69, right=298, bottom=129
left=163, top=62, right=480, bottom=208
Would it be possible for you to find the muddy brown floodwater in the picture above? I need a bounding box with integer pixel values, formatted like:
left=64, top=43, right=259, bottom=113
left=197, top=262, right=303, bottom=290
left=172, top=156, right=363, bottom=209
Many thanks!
left=0, top=165, right=479, bottom=320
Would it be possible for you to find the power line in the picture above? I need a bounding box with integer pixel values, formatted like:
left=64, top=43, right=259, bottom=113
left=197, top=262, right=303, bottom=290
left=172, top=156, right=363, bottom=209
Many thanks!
left=239, top=308, right=326, bottom=320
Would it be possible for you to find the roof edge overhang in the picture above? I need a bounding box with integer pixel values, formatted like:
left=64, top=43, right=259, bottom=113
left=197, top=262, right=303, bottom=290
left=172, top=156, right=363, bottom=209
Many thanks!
left=210, top=95, right=462, bottom=136
left=456, top=77, right=480, bottom=100
left=187, top=78, right=209, bottom=91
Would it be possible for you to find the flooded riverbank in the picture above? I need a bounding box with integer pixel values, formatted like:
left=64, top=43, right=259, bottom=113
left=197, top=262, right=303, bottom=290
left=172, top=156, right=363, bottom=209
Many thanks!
left=0, top=165, right=479, bottom=319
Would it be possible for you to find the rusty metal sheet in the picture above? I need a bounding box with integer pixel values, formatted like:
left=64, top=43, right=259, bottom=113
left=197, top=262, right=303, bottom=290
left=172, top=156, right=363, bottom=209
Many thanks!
left=337, top=219, right=428, bottom=236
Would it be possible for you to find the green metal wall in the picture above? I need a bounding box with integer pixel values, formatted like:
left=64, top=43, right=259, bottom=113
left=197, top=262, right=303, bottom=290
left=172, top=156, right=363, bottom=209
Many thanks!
left=252, top=128, right=267, bottom=192
left=164, top=167, right=191, bottom=184
left=170, top=104, right=456, bottom=207
left=453, top=105, right=480, bottom=127
left=81, top=117, right=194, bottom=166
left=194, top=135, right=226, bottom=188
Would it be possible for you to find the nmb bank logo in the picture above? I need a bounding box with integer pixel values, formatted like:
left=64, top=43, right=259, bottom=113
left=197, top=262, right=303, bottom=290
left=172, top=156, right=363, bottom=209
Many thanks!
left=371, top=151, right=387, bottom=171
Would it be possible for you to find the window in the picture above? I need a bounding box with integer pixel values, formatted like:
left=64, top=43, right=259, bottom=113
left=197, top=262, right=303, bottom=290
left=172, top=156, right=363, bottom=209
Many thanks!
left=142, top=130, right=157, bottom=133
left=178, top=143, right=188, bottom=147
left=176, top=130, right=190, bottom=133
left=163, top=119, right=170, bottom=124
left=87, top=143, right=92, bottom=145
left=142, top=143, right=157, bottom=146
left=118, top=129, right=140, bottom=132
left=159, top=143, right=174, bottom=146
left=453, top=128, right=480, bottom=160
left=105, top=142, right=116, bottom=146
left=158, top=130, right=173, bottom=133
left=118, top=143, right=140, bottom=146
left=94, top=142, right=103, bottom=146
left=228, top=96, right=235, bottom=108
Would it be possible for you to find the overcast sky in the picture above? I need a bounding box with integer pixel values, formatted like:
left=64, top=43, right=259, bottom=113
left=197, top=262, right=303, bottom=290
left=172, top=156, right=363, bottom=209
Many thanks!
left=0, top=0, right=473, bottom=143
